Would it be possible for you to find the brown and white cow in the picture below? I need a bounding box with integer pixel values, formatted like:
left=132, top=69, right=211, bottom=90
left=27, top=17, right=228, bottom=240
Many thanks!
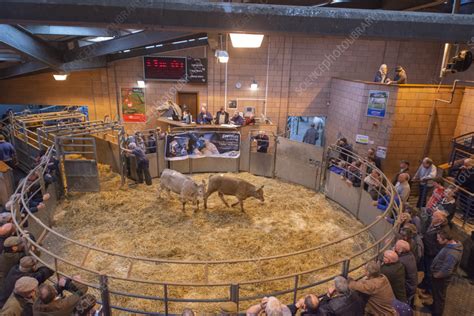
left=204, top=174, right=264, bottom=212
left=159, top=169, right=206, bottom=212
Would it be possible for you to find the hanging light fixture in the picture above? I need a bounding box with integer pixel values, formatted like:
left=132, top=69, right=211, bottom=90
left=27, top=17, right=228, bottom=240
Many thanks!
left=250, top=80, right=258, bottom=90
left=215, top=34, right=229, bottom=63
left=53, top=72, right=69, bottom=81
left=230, top=33, right=264, bottom=48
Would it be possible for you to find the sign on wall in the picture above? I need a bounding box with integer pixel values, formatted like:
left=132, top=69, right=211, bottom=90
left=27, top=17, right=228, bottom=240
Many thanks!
left=144, top=56, right=187, bottom=80
left=356, top=134, right=369, bottom=144
left=367, top=90, right=389, bottom=118
left=165, top=131, right=240, bottom=161
left=121, top=88, right=146, bottom=123
left=186, top=57, right=207, bottom=83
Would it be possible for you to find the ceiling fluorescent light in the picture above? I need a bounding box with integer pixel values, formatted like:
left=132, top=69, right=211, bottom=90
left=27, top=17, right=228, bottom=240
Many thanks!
left=215, top=50, right=229, bottom=63
left=53, top=73, right=68, bottom=81
left=137, top=80, right=146, bottom=88
left=87, top=36, right=115, bottom=42
left=230, top=33, right=264, bottom=48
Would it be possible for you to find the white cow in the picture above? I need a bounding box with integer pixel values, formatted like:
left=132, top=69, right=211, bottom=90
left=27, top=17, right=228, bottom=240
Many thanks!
left=159, top=169, right=206, bottom=212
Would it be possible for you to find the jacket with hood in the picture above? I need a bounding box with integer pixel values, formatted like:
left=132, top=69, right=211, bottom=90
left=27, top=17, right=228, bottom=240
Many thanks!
left=431, top=242, right=464, bottom=279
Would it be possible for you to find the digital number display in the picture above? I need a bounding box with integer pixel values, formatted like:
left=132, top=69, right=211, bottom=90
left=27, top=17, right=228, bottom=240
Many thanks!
left=144, top=57, right=186, bottom=80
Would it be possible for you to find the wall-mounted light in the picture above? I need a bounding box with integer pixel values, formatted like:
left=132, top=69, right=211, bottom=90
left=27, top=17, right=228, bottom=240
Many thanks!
left=230, top=33, right=264, bottom=48
left=137, top=80, right=146, bottom=88
left=215, top=50, right=229, bottom=63
left=250, top=80, right=258, bottom=90
left=53, top=73, right=68, bottom=81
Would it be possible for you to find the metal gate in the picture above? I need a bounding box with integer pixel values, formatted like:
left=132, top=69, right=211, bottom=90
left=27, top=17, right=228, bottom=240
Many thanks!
left=57, top=137, right=100, bottom=192
left=275, top=137, right=324, bottom=190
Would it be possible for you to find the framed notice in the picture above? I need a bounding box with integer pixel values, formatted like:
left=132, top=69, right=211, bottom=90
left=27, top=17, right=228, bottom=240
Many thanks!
left=165, top=131, right=240, bottom=161
left=367, top=90, right=389, bottom=118
left=186, top=57, right=207, bottom=83
left=121, top=88, right=146, bottom=123
left=356, top=134, right=369, bottom=144
left=376, top=146, right=387, bottom=159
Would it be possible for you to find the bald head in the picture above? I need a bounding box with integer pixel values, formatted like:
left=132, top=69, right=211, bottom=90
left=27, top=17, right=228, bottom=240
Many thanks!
left=395, top=239, right=411, bottom=254
left=398, top=173, right=410, bottom=183
left=304, top=294, right=319, bottom=313
left=383, top=250, right=399, bottom=264
left=432, top=210, right=447, bottom=226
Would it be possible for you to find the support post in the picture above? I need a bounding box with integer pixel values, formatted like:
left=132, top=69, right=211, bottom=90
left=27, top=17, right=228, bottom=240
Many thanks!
left=164, top=284, right=169, bottom=316
left=341, top=259, right=350, bottom=278
left=292, top=275, right=299, bottom=304
left=100, top=275, right=112, bottom=316
left=230, top=284, right=239, bottom=312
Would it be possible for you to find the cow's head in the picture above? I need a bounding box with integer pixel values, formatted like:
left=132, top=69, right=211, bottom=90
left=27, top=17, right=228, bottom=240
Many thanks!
left=196, top=180, right=206, bottom=199
left=255, top=185, right=265, bottom=202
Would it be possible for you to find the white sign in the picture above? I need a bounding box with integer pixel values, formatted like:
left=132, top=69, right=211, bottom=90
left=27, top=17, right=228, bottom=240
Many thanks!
left=356, top=134, right=369, bottom=144
left=376, top=146, right=387, bottom=159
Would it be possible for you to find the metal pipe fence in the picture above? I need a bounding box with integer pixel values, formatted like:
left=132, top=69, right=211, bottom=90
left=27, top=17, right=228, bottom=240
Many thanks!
left=10, top=141, right=401, bottom=314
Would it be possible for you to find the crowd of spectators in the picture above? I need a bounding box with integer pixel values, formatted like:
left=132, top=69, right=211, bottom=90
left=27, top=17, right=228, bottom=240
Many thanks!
left=0, top=145, right=99, bottom=315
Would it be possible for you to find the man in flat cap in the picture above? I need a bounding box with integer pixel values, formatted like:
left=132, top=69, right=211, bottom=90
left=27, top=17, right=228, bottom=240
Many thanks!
left=0, top=276, right=38, bottom=315
left=0, top=256, right=53, bottom=307
left=0, top=236, right=25, bottom=289
left=0, top=212, right=15, bottom=254
left=33, top=275, right=88, bottom=316
left=219, top=301, right=237, bottom=316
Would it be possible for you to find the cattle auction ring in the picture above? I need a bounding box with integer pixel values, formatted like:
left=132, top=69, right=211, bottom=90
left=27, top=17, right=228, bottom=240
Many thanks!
left=33, top=167, right=375, bottom=312
left=14, top=146, right=400, bottom=314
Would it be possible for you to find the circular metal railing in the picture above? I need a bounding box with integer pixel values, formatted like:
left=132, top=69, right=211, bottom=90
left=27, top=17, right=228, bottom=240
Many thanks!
left=11, top=143, right=401, bottom=314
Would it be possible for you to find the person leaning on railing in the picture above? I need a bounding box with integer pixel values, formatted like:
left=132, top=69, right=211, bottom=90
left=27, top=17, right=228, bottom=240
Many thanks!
left=318, top=276, right=365, bottom=315
left=33, top=275, right=89, bottom=316
left=0, top=236, right=26, bottom=290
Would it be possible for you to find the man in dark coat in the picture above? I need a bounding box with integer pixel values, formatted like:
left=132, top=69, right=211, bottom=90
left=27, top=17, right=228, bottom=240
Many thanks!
left=33, top=276, right=88, bottom=316
left=380, top=250, right=407, bottom=303
left=0, top=237, right=26, bottom=289
left=424, top=229, right=464, bottom=316
left=419, top=211, right=449, bottom=295
left=0, top=256, right=54, bottom=307
left=287, top=294, right=322, bottom=316
left=392, top=160, right=410, bottom=185
left=215, top=107, right=229, bottom=125
left=395, top=240, right=418, bottom=303
left=336, top=138, right=353, bottom=163
left=388, top=66, right=407, bottom=84
left=302, top=123, right=319, bottom=145
left=318, top=276, right=365, bottom=315
left=254, top=131, right=270, bottom=153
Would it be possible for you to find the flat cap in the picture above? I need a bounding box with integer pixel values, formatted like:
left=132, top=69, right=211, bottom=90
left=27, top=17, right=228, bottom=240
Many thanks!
left=219, top=302, right=238, bottom=313
left=20, top=256, right=37, bottom=269
left=14, top=276, right=38, bottom=294
left=4, top=236, right=21, bottom=247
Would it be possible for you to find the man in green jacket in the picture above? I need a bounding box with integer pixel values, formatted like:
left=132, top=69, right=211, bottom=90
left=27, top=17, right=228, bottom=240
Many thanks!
left=33, top=276, right=88, bottom=316
left=0, top=237, right=26, bottom=289
left=1, top=276, right=38, bottom=315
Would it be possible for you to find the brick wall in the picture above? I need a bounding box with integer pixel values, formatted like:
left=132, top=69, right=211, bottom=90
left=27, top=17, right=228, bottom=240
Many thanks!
left=454, top=87, right=474, bottom=137
left=327, top=78, right=465, bottom=177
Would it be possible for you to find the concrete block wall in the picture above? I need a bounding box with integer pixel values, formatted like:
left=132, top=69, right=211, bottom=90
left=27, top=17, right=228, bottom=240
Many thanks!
left=327, top=78, right=465, bottom=177
left=455, top=87, right=474, bottom=137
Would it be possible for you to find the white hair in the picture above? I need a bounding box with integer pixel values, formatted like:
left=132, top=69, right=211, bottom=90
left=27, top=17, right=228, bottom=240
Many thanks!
left=265, top=297, right=283, bottom=316
left=128, top=142, right=137, bottom=150
left=334, top=276, right=349, bottom=293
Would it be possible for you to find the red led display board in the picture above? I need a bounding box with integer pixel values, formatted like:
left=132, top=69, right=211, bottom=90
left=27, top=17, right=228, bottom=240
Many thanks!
left=144, top=56, right=186, bottom=80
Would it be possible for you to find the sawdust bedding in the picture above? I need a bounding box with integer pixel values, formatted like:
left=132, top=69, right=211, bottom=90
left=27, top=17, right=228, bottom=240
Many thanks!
left=44, top=164, right=375, bottom=313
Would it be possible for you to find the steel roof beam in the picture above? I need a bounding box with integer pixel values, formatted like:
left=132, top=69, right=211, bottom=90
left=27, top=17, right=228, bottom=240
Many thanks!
left=0, top=1, right=473, bottom=41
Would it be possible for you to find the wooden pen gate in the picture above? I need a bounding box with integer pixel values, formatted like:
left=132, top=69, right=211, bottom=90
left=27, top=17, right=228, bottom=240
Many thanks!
left=57, top=137, right=100, bottom=192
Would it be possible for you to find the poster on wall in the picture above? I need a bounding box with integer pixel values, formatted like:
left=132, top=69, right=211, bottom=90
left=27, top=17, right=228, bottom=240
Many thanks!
left=121, top=88, right=146, bottom=122
left=165, top=131, right=240, bottom=161
left=376, top=146, right=387, bottom=159
left=367, top=90, right=389, bottom=118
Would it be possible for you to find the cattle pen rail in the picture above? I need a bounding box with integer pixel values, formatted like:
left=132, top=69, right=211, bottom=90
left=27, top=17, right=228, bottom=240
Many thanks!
left=10, top=144, right=401, bottom=315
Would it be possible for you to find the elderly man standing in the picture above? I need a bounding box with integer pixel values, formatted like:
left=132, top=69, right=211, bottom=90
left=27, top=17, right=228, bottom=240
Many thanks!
left=395, top=173, right=411, bottom=203
left=318, top=276, right=365, bottom=315
left=380, top=250, right=407, bottom=303
left=419, top=211, right=449, bottom=296
left=0, top=256, right=54, bottom=307
left=33, top=275, right=88, bottom=315
left=413, top=157, right=437, bottom=208
left=348, top=261, right=397, bottom=316
left=425, top=229, right=463, bottom=316
left=394, top=240, right=418, bottom=304
left=0, top=237, right=25, bottom=289
left=1, top=276, right=38, bottom=315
